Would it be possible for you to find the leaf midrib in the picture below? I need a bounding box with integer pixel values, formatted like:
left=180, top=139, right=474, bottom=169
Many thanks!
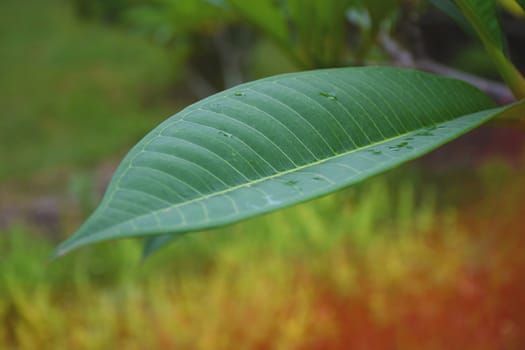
left=84, top=124, right=442, bottom=236
left=95, top=100, right=523, bottom=240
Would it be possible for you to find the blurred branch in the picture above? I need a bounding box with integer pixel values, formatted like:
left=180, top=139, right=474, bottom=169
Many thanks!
left=380, top=33, right=516, bottom=105
left=212, top=29, right=246, bottom=88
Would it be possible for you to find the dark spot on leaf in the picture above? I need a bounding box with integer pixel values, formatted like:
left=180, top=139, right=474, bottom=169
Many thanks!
left=319, top=91, right=337, bottom=101
left=389, top=141, right=413, bottom=151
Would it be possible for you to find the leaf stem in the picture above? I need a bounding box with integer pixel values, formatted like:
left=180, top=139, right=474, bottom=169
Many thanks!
left=454, top=0, right=525, bottom=100
left=485, top=46, right=525, bottom=100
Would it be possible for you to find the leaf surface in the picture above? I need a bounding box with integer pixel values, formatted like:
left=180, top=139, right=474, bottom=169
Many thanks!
left=55, top=67, right=506, bottom=256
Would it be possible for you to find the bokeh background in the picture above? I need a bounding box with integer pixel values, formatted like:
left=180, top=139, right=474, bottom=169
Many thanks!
left=1, top=0, right=525, bottom=348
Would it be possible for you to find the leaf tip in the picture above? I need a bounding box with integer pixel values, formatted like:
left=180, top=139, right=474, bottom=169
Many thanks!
left=50, top=234, right=87, bottom=259
left=49, top=246, right=67, bottom=260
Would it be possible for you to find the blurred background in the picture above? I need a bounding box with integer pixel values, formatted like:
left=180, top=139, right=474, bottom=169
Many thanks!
left=1, top=0, right=525, bottom=348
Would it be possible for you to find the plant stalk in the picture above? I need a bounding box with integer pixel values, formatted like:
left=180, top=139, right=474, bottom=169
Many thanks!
left=485, top=46, right=525, bottom=100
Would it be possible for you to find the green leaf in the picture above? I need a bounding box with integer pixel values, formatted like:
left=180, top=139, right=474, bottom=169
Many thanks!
left=515, top=0, right=525, bottom=11
left=452, top=0, right=525, bottom=98
left=454, top=0, right=504, bottom=49
left=54, top=66, right=508, bottom=257
left=430, top=0, right=476, bottom=35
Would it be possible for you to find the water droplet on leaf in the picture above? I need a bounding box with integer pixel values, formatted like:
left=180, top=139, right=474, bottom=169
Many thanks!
left=208, top=103, right=225, bottom=112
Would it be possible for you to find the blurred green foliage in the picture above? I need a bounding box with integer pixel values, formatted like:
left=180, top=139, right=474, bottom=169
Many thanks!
left=0, top=174, right=439, bottom=347
left=71, top=0, right=402, bottom=87
left=2, top=161, right=525, bottom=348
left=0, top=0, right=176, bottom=181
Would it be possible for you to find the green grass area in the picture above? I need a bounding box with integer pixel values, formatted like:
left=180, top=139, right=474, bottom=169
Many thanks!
left=0, top=0, right=177, bottom=181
